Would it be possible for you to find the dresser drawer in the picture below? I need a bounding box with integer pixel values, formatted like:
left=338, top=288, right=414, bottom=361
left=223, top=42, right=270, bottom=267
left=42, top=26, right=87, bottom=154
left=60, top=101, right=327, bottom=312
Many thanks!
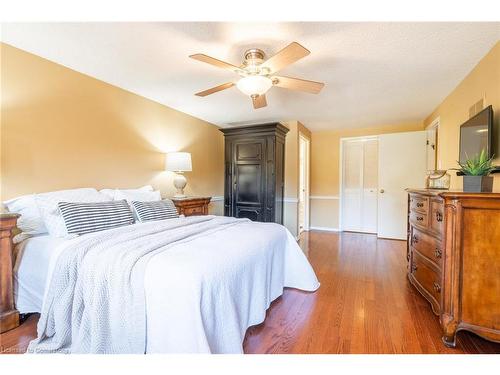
left=184, top=206, right=204, bottom=216
left=429, top=198, right=444, bottom=237
left=410, top=226, right=443, bottom=268
left=410, top=251, right=442, bottom=308
left=409, top=210, right=428, bottom=229
left=410, top=195, right=429, bottom=213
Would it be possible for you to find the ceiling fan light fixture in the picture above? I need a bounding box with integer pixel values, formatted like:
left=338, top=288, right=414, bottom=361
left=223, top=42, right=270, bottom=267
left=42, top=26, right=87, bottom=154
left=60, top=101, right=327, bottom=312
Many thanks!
left=236, top=75, right=273, bottom=96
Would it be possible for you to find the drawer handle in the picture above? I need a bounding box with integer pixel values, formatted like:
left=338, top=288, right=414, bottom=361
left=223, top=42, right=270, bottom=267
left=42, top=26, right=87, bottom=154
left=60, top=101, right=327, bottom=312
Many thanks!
left=412, top=234, right=418, bottom=244
left=416, top=216, right=423, bottom=221
left=416, top=202, right=424, bottom=208
left=436, top=211, right=443, bottom=222
left=411, top=263, right=418, bottom=273
left=433, top=282, right=441, bottom=293
left=434, top=248, right=442, bottom=259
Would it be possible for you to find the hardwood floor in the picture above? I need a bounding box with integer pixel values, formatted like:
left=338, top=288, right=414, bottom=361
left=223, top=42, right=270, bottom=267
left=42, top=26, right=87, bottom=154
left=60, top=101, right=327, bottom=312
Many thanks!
left=243, top=231, right=500, bottom=354
left=1, top=231, right=499, bottom=354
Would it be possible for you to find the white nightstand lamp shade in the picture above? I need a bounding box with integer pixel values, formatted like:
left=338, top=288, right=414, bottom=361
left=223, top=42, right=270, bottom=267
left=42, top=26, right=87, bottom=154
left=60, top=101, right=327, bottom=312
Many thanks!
left=165, top=152, right=192, bottom=198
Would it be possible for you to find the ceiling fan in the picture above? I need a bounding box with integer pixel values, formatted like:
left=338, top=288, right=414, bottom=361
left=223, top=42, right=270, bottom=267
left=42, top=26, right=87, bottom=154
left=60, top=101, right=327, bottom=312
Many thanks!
left=189, top=42, right=324, bottom=109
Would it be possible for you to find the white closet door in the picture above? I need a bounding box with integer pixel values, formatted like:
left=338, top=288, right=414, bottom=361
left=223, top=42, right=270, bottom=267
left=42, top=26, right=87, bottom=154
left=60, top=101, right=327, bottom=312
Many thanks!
left=342, top=140, right=363, bottom=232
left=361, top=139, right=378, bottom=233
left=341, top=138, right=378, bottom=233
left=378, top=131, right=427, bottom=239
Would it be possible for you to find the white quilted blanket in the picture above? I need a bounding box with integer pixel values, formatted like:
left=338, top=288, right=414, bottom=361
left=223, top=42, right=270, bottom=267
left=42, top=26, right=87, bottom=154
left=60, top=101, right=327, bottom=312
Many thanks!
left=27, top=216, right=319, bottom=354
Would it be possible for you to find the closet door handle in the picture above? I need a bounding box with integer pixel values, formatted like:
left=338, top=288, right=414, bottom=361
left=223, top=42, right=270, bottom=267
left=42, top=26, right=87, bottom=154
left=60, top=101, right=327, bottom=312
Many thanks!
left=380, top=189, right=385, bottom=193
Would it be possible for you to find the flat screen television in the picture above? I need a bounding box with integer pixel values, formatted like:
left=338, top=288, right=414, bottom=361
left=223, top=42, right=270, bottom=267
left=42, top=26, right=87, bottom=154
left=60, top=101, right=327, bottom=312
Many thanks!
left=459, top=105, right=494, bottom=164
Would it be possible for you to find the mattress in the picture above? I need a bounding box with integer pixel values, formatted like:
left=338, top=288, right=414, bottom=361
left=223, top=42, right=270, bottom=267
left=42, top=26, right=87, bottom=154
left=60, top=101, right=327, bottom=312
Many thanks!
left=13, top=235, right=67, bottom=313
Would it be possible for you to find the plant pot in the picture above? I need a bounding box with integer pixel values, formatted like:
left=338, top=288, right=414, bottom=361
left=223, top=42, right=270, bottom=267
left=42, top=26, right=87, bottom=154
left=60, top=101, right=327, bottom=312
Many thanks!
left=463, top=175, right=494, bottom=193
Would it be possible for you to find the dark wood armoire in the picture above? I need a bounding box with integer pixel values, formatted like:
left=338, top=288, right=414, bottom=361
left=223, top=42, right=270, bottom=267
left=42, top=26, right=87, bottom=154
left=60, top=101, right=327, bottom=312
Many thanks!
left=220, top=123, right=288, bottom=224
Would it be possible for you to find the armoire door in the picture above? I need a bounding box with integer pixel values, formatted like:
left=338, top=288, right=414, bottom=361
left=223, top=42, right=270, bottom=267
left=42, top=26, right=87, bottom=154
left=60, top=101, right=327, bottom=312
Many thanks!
left=232, top=139, right=266, bottom=221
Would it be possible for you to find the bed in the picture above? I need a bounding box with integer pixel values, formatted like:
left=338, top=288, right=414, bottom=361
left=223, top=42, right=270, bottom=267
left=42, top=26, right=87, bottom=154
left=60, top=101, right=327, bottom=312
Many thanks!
left=13, top=215, right=319, bottom=354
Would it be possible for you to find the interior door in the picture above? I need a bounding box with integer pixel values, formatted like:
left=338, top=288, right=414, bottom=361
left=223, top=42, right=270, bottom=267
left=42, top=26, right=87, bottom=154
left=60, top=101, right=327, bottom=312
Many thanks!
left=377, top=131, right=427, bottom=239
left=341, top=138, right=378, bottom=233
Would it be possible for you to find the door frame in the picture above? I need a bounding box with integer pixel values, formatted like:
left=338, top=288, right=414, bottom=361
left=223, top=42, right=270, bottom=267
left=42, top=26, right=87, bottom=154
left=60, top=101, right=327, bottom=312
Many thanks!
left=339, top=135, right=379, bottom=232
left=298, top=134, right=310, bottom=232
left=426, top=117, right=440, bottom=170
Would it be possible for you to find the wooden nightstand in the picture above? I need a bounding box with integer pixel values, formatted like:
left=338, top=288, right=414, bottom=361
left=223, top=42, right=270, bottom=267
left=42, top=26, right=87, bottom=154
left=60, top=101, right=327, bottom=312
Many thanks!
left=0, top=213, right=20, bottom=333
left=170, top=197, right=211, bottom=216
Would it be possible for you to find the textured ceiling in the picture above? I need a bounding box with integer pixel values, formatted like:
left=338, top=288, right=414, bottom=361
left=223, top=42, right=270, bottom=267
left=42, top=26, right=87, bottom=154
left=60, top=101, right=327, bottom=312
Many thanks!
left=2, top=22, right=499, bottom=130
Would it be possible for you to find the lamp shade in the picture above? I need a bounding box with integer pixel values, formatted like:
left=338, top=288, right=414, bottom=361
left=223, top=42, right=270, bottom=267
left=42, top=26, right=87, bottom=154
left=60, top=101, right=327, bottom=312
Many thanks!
left=236, top=75, right=272, bottom=96
left=165, top=152, right=192, bottom=172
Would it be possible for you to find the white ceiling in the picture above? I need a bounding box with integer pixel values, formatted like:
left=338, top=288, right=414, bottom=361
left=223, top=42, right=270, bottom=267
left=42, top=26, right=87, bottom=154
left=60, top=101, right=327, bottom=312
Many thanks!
left=2, top=22, right=499, bottom=131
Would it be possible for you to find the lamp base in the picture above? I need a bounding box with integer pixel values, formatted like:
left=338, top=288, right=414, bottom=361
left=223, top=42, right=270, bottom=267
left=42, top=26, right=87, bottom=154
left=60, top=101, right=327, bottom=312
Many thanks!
left=173, top=173, right=187, bottom=198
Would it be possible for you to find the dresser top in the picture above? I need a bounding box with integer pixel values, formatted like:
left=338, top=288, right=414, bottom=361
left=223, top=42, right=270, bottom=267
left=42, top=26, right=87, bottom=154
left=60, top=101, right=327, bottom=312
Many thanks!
left=406, top=188, right=500, bottom=199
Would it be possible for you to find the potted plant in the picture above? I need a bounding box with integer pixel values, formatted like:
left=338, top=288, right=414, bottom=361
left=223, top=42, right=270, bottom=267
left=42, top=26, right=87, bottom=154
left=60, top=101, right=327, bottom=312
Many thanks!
left=456, top=149, right=495, bottom=192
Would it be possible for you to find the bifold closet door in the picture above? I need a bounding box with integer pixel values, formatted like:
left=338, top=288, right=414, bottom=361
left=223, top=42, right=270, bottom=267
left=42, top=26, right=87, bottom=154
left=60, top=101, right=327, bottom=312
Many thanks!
left=342, top=138, right=378, bottom=233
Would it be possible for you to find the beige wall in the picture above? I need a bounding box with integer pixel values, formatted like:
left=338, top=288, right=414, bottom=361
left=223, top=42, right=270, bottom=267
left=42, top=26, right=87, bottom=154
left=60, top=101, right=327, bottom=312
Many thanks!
left=424, top=41, right=500, bottom=192
left=310, top=122, right=424, bottom=229
left=0, top=43, right=224, bottom=214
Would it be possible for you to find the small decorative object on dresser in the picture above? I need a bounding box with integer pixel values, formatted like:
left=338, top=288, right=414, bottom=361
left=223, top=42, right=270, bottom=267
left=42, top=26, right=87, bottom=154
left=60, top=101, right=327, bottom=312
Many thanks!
left=407, top=189, right=500, bottom=347
left=171, top=197, right=211, bottom=216
left=165, top=152, right=193, bottom=198
left=455, top=149, right=495, bottom=192
left=0, top=213, right=20, bottom=333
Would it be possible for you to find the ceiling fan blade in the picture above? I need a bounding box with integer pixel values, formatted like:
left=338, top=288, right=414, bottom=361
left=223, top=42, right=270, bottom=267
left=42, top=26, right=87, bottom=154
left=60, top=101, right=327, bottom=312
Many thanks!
left=189, top=53, right=241, bottom=73
left=272, top=75, right=324, bottom=94
left=252, top=94, right=267, bottom=109
left=261, top=42, right=310, bottom=74
left=195, top=82, right=235, bottom=97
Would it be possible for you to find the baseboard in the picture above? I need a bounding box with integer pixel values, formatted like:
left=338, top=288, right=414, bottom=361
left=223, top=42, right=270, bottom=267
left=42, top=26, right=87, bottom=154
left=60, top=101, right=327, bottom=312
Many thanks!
left=309, top=226, right=340, bottom=232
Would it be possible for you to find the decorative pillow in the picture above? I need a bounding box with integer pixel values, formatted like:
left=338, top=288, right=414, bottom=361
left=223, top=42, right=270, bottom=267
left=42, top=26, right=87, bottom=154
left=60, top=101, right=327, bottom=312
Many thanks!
left=131, top=200, right=179, bottom=222
left=35, top=188, right=112, bottom=237
left=3, top=194, right=48, bottom=243
left=99, top=185, right=154, bottom=200
left=58, top=200, right=134, bottom=236
left=114, top=189, right=161, bottom=203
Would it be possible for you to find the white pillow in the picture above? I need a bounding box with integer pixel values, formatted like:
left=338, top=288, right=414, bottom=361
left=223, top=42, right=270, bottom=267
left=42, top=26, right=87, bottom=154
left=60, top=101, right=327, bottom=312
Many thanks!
left=35, top=188, right=112, bottom=237
left=3, top=194, right=48, bottom=243
left=99, top=185, right=154, bottom=200
left=114, top=189, right=161, bottom=203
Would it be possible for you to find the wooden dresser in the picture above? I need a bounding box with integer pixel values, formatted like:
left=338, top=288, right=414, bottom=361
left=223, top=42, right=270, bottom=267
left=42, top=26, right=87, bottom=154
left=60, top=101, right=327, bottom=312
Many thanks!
left=171, top=197, right=211, bottom=216
left=407, top=189, right=500, bottom=347
left=0, top=214, right=20, bottom=333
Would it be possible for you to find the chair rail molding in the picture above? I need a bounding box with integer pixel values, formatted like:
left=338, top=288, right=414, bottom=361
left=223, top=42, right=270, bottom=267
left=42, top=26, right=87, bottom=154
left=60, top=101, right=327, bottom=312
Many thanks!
left=310, top=195, right=339, bottom=200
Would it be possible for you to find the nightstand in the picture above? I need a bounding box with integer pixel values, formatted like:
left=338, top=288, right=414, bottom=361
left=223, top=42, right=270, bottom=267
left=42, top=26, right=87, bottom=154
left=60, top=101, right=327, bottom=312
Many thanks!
left=0, top=213, right=20, bottom=333
left=170, top=197, right=211, bottom=216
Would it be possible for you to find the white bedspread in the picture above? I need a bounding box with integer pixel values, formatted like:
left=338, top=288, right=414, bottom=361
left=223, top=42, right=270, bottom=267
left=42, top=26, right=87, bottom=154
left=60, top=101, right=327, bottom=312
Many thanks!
left=27, top=216, right=319, bottom=354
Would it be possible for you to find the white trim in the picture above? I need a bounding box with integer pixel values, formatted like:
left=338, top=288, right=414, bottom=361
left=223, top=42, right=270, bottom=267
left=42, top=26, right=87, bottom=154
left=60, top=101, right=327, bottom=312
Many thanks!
left=309, top=195, right=339, bottom=200
left=298, top=134, right=311, bottom=232
left=426, top=116, right=440, bottom=169
left=283, top=197, right=299, bottom=203
left=426, top=116, right=440, bottom=130
left=210, top=196, right=224, bottom=202
left=309, top=226, right=340, bottom=232
left=339, top=135, right=379, bottom=142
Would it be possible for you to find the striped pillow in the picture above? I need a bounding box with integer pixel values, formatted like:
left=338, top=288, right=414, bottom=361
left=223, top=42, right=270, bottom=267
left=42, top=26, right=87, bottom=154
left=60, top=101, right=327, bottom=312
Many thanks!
left=131, top=200, right=179, bottom=222
left=58, top=200, right=134, bottom=235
